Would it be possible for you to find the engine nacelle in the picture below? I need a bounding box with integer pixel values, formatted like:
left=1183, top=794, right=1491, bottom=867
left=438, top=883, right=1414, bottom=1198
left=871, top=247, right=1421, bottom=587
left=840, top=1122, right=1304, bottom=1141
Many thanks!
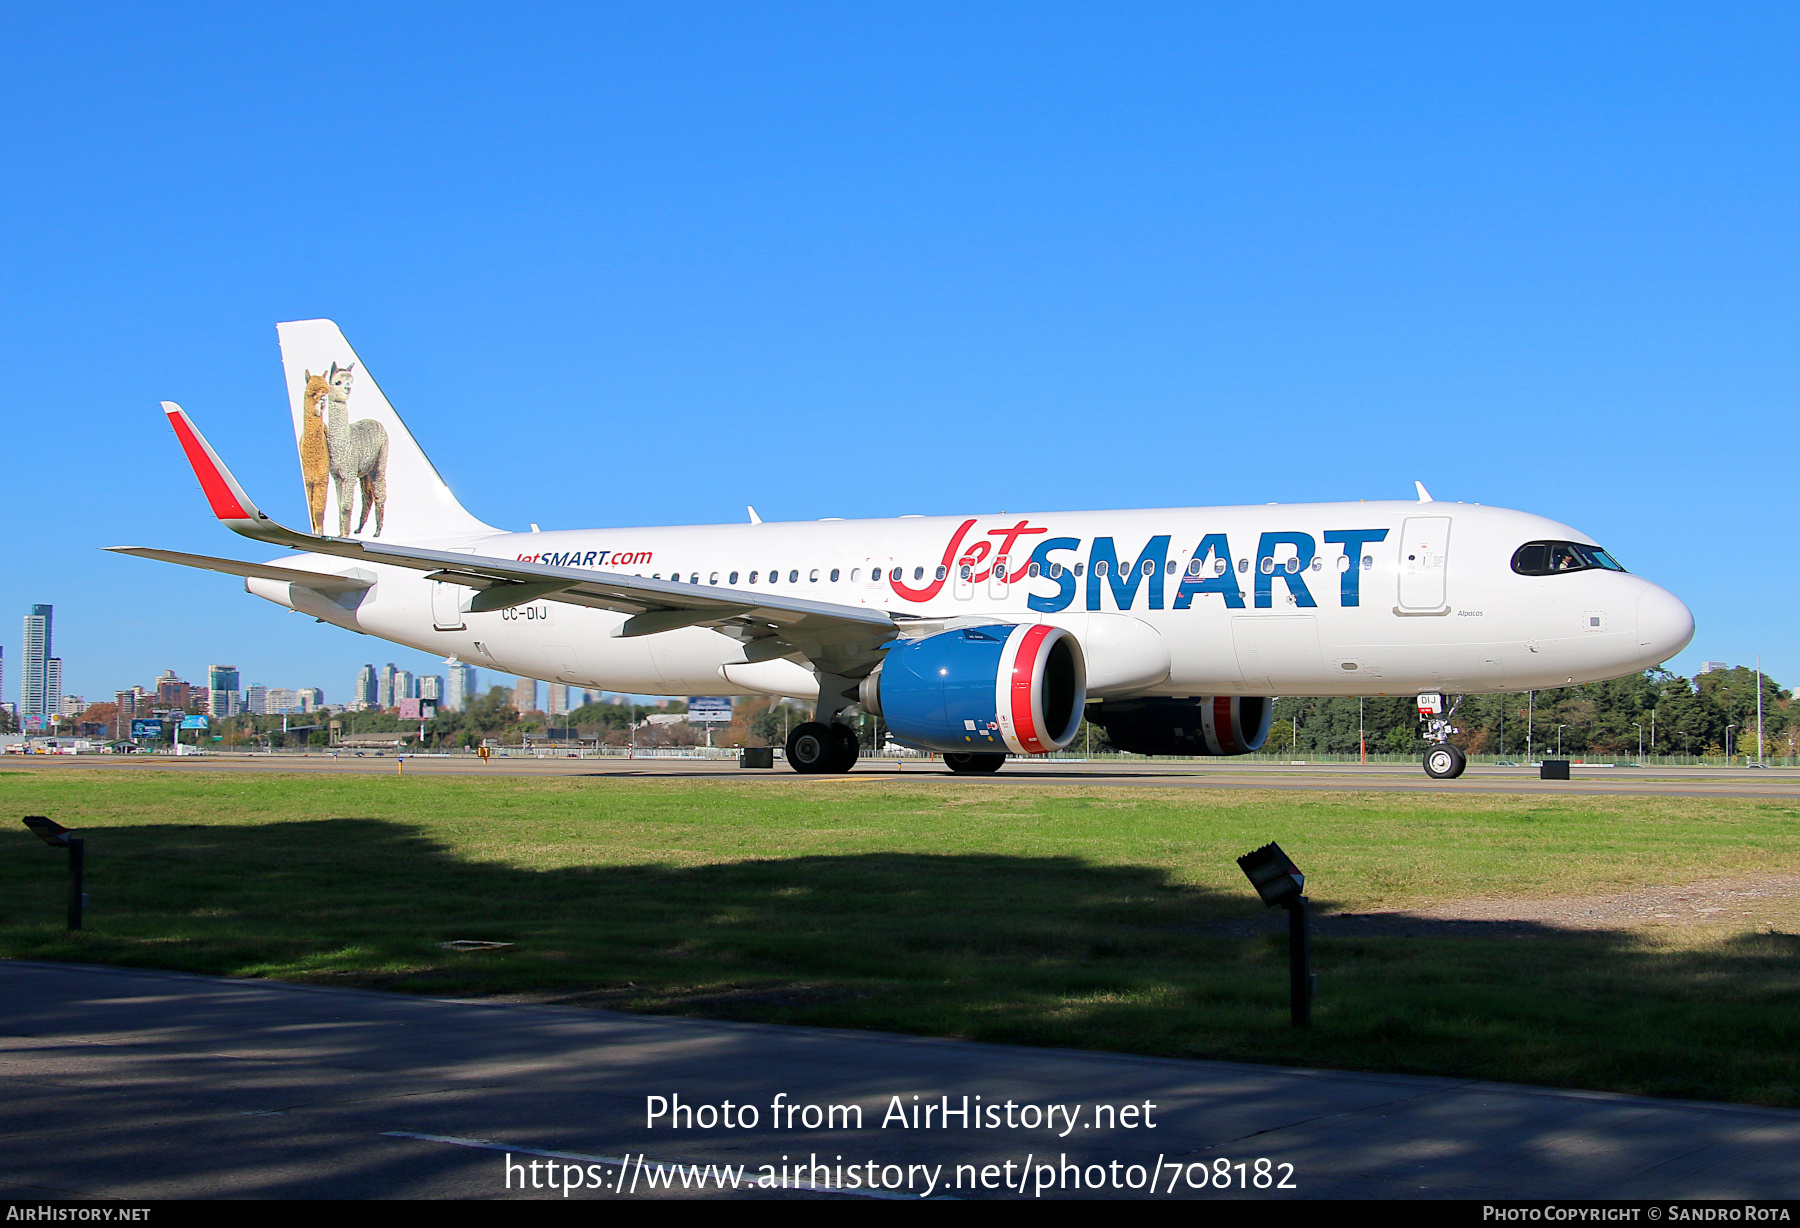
left=1086, top=696, right=1274, bottom=757
left=860, top=624, right=1086, bottom=755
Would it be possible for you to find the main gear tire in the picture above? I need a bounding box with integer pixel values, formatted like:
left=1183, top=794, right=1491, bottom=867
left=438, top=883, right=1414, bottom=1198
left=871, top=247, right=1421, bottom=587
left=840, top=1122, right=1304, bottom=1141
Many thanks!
left=830, top=723, right=860, bottom=773
left=787, top=722, right=839, bottom=774
left=944, top=751, right=1007, bottom=775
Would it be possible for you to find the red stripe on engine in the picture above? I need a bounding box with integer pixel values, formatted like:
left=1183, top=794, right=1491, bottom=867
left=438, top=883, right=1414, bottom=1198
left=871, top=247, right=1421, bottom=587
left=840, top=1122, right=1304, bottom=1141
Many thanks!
left=1213, top=696, right=1240, bottom=755
left=1009, top=625, right=1054, bottom=754
left=167, top=412, right=250, bottom=520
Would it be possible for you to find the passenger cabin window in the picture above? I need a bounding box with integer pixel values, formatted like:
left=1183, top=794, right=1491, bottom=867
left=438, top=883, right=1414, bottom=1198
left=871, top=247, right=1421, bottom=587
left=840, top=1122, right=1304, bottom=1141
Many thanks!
left=871, top=568, right=882, bottom=581
left=729, top=571, right=739, bottom=584
left=935, top=565, right=947, bottom=580
left=749, top=571, right=759, bottom=584
left=789, top=569, right=799, bottom=584
left=1511, top=541, right=1627, bottom=577
left=914, top=567, right=924, bottom=581
left=809, top=569, right=819, bottom=582
left=830, top=568, right=840, bottom=582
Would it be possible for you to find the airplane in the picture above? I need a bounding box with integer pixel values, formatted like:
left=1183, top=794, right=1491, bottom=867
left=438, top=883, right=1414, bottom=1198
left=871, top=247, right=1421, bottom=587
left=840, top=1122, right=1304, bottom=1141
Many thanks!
left=115, top=320, right=1695, bottom=778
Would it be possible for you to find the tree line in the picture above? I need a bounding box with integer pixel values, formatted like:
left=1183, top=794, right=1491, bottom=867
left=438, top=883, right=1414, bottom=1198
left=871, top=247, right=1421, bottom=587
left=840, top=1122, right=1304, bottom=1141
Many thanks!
left=1261, top=667, right=1790, bottom=760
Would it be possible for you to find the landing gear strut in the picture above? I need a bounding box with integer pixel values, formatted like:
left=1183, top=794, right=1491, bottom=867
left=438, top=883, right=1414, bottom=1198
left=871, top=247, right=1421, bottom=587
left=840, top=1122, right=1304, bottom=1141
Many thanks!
left=1417, top=692, right=1467, bottom=780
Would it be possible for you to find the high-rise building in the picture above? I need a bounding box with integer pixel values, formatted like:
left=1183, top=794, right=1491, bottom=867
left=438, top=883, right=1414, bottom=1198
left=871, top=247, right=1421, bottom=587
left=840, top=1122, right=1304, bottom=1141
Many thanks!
left=0, top=647, right=5, bottom=713
left=446, top=662, right=476, bottom=712
left=207, top=666, right=240, bottom=718
left=262, top=687, right=295, bottom=714
left=547, top=683, right=569, bottom=716
left=513, top=676, right=538, bottom=713
left=59, top=694, right=84, bottom=718
left=378, top=663, right=398, bottom=709
left=21, top=605, right=51, bottom=718
left=354, top=665, right=378, bottom=710
left=45, top=657, right=62, bottom=720
left=245, top=685, right=268, bottom=715
left=298, top=687, right=325, bottom=712
left=419, top=675, right=443, bottom=703
left=395, top=670, right=415, bottom=701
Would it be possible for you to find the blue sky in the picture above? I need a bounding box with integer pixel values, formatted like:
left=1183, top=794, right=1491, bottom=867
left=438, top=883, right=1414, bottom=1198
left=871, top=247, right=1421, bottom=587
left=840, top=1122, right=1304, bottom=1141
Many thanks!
left=2, top=4, right=1794, bottom=705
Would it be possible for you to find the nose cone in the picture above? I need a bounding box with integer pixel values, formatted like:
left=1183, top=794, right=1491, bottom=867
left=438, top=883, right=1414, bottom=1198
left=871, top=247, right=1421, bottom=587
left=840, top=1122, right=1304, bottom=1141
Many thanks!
left=1636, top=583, right=1695, bottom=663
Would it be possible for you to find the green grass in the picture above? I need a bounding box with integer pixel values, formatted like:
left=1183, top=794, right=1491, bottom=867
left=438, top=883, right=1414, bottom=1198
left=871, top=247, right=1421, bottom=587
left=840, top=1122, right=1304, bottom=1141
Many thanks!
left=3, top=770, right=1798, bottom=1107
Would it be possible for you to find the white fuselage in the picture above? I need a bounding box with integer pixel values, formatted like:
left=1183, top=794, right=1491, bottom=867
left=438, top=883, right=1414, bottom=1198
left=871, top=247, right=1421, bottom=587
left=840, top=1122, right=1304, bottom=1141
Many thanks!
left=246, top=500, right=1694, bottom=701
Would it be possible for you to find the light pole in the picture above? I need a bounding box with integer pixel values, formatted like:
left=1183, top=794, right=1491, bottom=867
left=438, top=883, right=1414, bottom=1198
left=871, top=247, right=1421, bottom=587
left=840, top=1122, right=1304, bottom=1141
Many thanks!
left=1756, top=656, right=1765, bottom=767
left=1633, top=722, right=1643, bottom=765
left=1556, top=724, right=1566, bottom=757
left=1527, top=691, right=1534, bottom=762
left=1726, top=724, right=1737, bottom=764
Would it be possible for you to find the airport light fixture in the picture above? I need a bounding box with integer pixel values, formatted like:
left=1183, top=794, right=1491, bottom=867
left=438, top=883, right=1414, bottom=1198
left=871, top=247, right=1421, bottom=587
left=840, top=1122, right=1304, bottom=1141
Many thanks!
left=1237, top=842, right=1304, bottom=907
left=1236, top=842, right=1312, bottom=1028
left=22, top=816, right=85, bottom=931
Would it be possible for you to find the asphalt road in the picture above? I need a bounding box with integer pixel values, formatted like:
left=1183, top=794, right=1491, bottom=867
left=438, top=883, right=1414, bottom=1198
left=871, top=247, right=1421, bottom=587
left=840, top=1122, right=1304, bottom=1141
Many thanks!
left=2, top=961, right=1796, bottom=1200
left=14, top=752, right=1800, bottom=799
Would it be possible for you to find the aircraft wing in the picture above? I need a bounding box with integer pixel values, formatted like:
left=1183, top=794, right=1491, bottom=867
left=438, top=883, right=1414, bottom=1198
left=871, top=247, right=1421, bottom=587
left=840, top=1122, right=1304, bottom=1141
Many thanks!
left=106, top=547, right=375, bottom=595
left=127, top=404, right=901, bottom=679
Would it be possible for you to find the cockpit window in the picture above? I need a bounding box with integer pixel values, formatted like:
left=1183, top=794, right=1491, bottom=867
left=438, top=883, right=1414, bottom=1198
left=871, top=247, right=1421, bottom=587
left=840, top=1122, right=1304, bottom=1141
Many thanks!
left=1511, top=540, right=1628, bottom=576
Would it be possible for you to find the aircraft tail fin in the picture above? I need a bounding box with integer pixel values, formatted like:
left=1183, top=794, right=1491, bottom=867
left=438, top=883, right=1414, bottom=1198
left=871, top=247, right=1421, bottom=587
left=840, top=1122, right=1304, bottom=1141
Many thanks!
left=277, top=320, right=497, bottom=543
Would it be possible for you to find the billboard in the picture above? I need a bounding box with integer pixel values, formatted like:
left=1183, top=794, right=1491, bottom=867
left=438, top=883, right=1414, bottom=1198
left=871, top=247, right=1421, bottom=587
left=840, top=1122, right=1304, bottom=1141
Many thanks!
left=131, top=719, right=165, bottom=741
left=180, top=715, right=209, bottom=730
left=687, top=697, right=733, bottom=724
left=397, top=698, right=438, bottom=720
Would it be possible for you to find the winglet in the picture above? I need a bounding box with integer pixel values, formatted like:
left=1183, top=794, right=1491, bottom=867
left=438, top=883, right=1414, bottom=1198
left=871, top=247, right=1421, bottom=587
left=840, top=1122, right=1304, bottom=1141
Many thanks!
left=1414, top=481, right=1434, bottom=503
left=164, top=402, right=267, bottom=523
left=747, top=505, right=762, bottom=525
left=161, top=403, right=319, bottom=551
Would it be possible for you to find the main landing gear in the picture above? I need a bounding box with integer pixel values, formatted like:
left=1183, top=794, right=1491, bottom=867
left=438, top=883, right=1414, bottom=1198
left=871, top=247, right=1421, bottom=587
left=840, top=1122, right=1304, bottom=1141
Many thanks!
left=786, top=721, right=861, bottom=774
left=1416, top=691, right=1467, bottom=779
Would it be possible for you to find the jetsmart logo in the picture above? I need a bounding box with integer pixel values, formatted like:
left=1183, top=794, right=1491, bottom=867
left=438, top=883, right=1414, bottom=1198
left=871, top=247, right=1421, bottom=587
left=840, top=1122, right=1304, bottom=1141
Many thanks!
left=516, top=550, right=653, bottom=567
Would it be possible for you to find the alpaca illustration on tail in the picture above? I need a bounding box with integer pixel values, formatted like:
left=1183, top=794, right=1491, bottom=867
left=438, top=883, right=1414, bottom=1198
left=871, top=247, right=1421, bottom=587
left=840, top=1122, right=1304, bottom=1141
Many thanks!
left=281, top=319, right=497, bottom=546
left=323, top=361, right=389, bottom=536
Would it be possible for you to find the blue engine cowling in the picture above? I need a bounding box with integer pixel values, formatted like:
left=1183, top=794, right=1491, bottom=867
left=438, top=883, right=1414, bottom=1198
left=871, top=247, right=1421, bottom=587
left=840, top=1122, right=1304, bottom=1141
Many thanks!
left=1086, top=696, right=1274, bottom=756
left=859, top=624, right=1086, bottom=755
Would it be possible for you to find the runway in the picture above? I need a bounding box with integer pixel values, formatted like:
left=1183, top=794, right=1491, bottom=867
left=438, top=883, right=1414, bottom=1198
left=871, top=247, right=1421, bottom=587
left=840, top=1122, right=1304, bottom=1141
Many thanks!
left=14, top=751, right=1800, bottom=799
left=2, top=960, right=1795, bottom=1200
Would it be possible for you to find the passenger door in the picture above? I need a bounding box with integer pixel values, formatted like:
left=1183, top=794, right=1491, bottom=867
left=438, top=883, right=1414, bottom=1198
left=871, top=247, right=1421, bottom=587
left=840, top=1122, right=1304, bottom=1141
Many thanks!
left=1397, top=516, right=1452, bottom=612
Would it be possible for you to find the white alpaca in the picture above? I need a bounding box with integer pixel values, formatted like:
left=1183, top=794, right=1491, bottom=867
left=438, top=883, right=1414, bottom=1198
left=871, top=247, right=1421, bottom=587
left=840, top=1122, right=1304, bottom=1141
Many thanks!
left=324, top=362, right=389, bottom=536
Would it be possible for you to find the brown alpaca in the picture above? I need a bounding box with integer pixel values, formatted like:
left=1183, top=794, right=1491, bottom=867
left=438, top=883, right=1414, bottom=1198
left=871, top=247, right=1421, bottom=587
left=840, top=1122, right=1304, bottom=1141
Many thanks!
left=299, top=371, right=332, bottom=534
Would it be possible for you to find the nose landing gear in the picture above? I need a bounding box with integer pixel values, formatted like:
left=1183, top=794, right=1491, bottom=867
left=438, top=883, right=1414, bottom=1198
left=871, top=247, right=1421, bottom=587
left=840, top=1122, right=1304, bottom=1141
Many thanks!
left=1417, top=692, right=1468, bottom=779
left=1423, top=742, right=1467, bottom=779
